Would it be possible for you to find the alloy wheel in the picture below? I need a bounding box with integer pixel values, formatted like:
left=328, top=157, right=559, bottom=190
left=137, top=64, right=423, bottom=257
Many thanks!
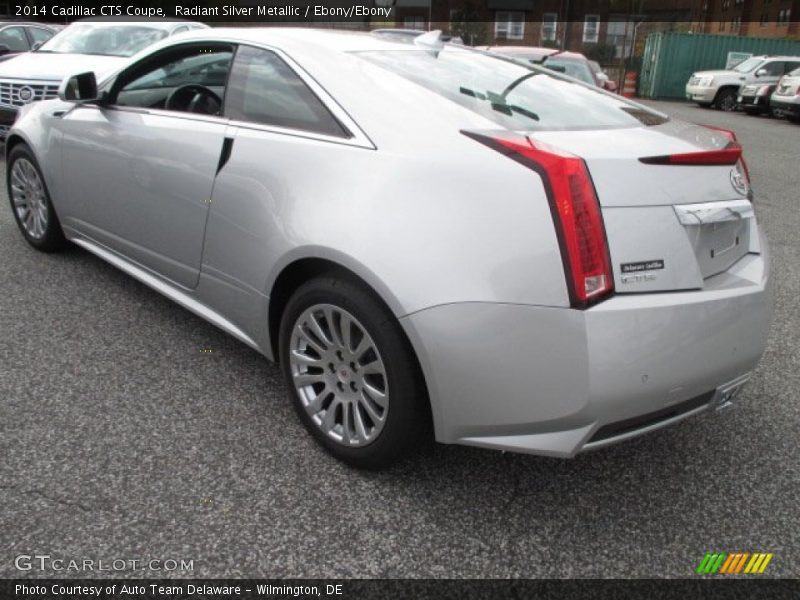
left=10, top=158, right=48, bottom=239
left=289, top=303, right=389, bottom=447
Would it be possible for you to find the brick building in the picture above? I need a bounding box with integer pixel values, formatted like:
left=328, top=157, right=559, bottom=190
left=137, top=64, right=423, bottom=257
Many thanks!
left=391, top=0, right=797, bottom=58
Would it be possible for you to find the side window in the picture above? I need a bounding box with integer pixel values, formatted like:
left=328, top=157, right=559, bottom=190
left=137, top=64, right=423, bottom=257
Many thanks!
left=761, top=61, right=784, bottom=76
left=115, top=46, right=233, bottom=115
left=0, top=27, right=30, bottom=52
left=28, top=27, right=54, bottom=46
left=225, top=45, right=347, bottom=137
left=784, top=61, right=800, bottom=74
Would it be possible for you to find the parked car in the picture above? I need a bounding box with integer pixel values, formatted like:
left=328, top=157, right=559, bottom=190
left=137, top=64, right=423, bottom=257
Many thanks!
left=371, top=28, right=462, bottom=44
left=0, top=18, right=207, bottom=137
left=478, top=45, right=558, bottom=63
left=7, top=28, right=769, bottom=468
left=482, top=46, right=602, bottom=87
left=769, top=67, right=800, bottom=122
left=589, top=59, right=618, bottom=92
left=686, top=55, right=800, bottom=111
left=0, top=21, right=60, bottom=63
left=736, top=80, right=780, bottom=116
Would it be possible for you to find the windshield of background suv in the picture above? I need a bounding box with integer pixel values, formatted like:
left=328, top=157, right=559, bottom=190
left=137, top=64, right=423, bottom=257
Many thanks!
left=358, top=47, right=668, bottom=130
left=37, top=24, right=168, bottom=57
left=732, top=57, right=764, bottom=73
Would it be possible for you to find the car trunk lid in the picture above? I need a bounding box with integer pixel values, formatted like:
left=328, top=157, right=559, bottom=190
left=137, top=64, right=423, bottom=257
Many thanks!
left=529, top=121, right=757, bottom=293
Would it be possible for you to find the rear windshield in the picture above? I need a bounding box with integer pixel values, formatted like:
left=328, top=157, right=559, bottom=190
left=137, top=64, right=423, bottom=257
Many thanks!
left=357, top=47, right=667, bottom=131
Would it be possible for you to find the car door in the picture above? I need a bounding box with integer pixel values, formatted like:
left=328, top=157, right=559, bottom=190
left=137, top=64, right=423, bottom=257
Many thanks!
left=758, top=60, right=784, bottom=83
left=58, top=42, right=236, bottom=289
left=198, top=44, right=372, bottom=336
left=0, top=25, right=30, bottom=53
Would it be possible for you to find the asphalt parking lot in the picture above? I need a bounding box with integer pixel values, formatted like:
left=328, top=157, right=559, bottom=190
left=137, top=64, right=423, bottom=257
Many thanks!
left=0, top=100, right=798, bottom=580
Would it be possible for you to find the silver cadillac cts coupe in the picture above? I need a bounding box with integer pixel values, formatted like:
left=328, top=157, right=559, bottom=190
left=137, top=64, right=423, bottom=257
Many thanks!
left=6, top=28, right=770, bottom=468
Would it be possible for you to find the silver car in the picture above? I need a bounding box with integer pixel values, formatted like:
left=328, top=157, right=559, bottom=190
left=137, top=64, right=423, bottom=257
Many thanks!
left=6, top=28, right=770, bottom=468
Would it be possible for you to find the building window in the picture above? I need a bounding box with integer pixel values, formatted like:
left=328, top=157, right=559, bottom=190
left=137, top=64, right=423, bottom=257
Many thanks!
left=778, top=8, right=791, bottom=24
left=583, top=15, right=600, bottom=43
left=722, top=0, right=730, bottom=9
left=760, top=13, right=768, bottom=26
left=495, top=11, right=525, bottom=40
left=403, top=17, right=425, bottom=30
left=606, top=20, right=632, bottom=59
left=541, top=13, right=557, bottom=42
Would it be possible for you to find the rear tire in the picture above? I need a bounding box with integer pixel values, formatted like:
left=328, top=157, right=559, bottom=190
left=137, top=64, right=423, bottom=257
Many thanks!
left=715, top=89, right=737, bottom=112
left=279, top=275, right=428, bottom=469
left=6, top=143, right=67, bottom=252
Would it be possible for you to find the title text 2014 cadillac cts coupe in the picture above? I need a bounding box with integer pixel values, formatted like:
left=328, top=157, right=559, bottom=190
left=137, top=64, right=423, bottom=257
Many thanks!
left=6, top=28, right=770, bottom=468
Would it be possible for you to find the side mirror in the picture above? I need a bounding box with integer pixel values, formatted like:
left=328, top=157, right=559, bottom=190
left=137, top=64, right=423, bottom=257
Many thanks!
left=755, top=68, right=768, bottom=77
left=545, top=64, right=567, bottom=73
left=31, top=41, right=43, bottom=51
left=58, top=71, right=100, bottom=103
left=0, top=44, right=11, bottom=56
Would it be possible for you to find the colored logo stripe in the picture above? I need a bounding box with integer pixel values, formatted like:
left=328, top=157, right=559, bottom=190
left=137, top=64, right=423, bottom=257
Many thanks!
left=697, top=553, right=726, bottom=574
left=699, top=552, right=773, bottom=574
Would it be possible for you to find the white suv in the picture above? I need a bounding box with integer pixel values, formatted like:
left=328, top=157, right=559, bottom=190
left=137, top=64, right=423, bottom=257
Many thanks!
left=686, top=55, right=800, bottom=111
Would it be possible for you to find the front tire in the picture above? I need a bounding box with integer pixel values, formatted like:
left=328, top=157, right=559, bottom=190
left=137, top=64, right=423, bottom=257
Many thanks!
left=279, top=275, right=428, bottom=469
left=6, top=143, right=67, bottom=252
left=715, top=89, right=737, bottom=112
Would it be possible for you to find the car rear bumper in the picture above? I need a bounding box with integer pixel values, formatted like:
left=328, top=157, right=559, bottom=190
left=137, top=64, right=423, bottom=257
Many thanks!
left=686, top=85, right=717, bottom=103
left=401, top=239, right=770, bottom=458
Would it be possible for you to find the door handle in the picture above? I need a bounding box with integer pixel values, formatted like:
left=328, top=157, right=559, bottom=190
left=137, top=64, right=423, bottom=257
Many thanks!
left=216, top=137, right=234, bottom=174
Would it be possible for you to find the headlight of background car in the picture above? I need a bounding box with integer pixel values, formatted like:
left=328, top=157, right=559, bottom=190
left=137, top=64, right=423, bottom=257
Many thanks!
left=699, top=76, right=715, bottom=86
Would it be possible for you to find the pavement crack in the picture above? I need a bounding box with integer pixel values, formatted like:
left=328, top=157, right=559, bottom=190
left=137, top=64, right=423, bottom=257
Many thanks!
left=15, top=487, right=93, bottom=513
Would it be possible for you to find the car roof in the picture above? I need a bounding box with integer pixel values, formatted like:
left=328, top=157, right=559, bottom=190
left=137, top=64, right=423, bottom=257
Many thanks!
left=0, top=21, right=57, bottom=27
left=71, top=17, right=206, bottom=30
left=164, top=26, right=438, bottom=53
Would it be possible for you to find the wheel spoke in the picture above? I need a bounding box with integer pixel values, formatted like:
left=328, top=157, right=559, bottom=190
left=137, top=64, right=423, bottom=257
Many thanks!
left=321, top=399, right=340, bottom=434
left=351, top=336, right=370, bottom=362
left=324, top=306, right=343, bottom=348
left=362, top=381, right=388, bottom=408
left=353, top=403, right=370, bottom=441
left=305, top=386, right=330, bottom=415
left=340, top=312, right=353, bottom=352
left=291, top=349, right=322, bottom=365
left=296, top=324, right=327, bottom=357
left=307, top=311, right=332, bottom=346
left=293, top=372, right=324, bottom=387
left=341, top=402, right=352, bottom=444
left=358, top=392, right=384, bottom=424
left=360, top=359, right=384, bottom=376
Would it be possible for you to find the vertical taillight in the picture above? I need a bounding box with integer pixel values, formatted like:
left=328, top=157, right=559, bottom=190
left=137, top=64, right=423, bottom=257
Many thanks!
left=463, top=131, right=614, bottom=308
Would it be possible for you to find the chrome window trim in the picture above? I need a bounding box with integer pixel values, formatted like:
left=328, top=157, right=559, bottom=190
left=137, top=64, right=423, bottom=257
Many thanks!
left=95, top=37, right=375, bottom=150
